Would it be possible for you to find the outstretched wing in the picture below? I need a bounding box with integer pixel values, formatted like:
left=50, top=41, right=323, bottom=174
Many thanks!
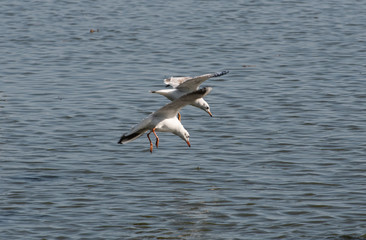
left=153, top=87, right=213, bottom=119
left=166, top=71, right=229, bottom=92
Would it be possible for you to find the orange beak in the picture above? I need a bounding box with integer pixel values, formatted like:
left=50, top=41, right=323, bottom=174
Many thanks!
left=186, top=140, right=191, bottom=147
left=207, top=111, right=213, bottom=117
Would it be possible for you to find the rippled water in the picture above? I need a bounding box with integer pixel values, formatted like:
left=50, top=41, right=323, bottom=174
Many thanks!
left=1, top=0, right=366, bottom=239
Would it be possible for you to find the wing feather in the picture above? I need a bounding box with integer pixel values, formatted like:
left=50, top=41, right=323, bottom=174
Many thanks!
left=164, top=76, right=191, bottom=88
left=118, top=128, right=147, bottom=144
left=176, top=74, right=212, bottom=91
left=118, top=116, right=151, bottom=144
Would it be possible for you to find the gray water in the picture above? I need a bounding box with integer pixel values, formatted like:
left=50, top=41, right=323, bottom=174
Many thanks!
left=1, top=0, right=366, bottom=239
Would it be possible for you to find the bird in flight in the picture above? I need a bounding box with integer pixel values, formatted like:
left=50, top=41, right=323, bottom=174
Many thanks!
left=118, top=87, right=213, bottom=153
left=150, top=71, right=228, bottom=120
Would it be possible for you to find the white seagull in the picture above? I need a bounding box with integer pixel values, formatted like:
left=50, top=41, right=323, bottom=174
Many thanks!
left=118, top=87, right=213, bottom=153
left=150, top=70, right=228, bottom=119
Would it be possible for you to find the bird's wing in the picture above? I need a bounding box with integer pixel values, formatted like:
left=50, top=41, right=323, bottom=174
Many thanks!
left=174, top=71, right=229, bottom=92
left=118, top=128, right=147, bottom=144
left=154, top=87, right=213, bottom=119
left=174, top=74, right=213, bottom=91
left=163, top=76, right=191, bottom=88
left=118, top=116, right=151, bottom=144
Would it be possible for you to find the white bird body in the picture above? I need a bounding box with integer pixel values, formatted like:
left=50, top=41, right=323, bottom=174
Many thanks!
left=151, top=71, right=228, bottom=117
left=118, top=87, right=213, bottom=152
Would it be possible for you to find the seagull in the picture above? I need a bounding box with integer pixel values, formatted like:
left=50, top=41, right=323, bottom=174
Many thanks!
left=118, top=87, right=213, bottom=153
left=150, top=70, right=228, bottom=120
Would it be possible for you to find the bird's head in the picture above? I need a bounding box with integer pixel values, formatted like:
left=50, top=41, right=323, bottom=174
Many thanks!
left=200, top=102, right=213, bottom=117
left=177, top=128, right=190, bottom=147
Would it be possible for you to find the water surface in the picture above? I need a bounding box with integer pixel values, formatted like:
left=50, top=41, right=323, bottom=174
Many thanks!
left=1, top=0, right=366, bottom=239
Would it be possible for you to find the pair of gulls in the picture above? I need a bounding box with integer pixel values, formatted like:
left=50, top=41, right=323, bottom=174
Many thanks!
left=118, top=70, right=229, bottom=153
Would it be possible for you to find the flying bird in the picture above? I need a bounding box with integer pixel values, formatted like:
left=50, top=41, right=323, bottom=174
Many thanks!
left=150, top=70, right=228, bottom=120
left=118, top=87, right=213, bottom=153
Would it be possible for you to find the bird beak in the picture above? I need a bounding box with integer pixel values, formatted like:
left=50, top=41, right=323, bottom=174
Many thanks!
left=207, top=111, right=213, bottom=117
left=186, top=140, right=191, bottom=147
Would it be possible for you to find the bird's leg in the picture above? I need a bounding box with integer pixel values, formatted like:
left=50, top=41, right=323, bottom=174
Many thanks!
left=152, top=128, right=159, bottom=148
left=177, top=112, right=181, bottom=122
left=147, top=131, right=154, bottom=153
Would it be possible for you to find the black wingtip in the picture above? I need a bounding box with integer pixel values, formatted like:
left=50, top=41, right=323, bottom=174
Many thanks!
left=118, top=134, right=125, bottom=144
left=118, top=131, right=142, bottom=145
left=212, top=70, right=229, bottom=78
